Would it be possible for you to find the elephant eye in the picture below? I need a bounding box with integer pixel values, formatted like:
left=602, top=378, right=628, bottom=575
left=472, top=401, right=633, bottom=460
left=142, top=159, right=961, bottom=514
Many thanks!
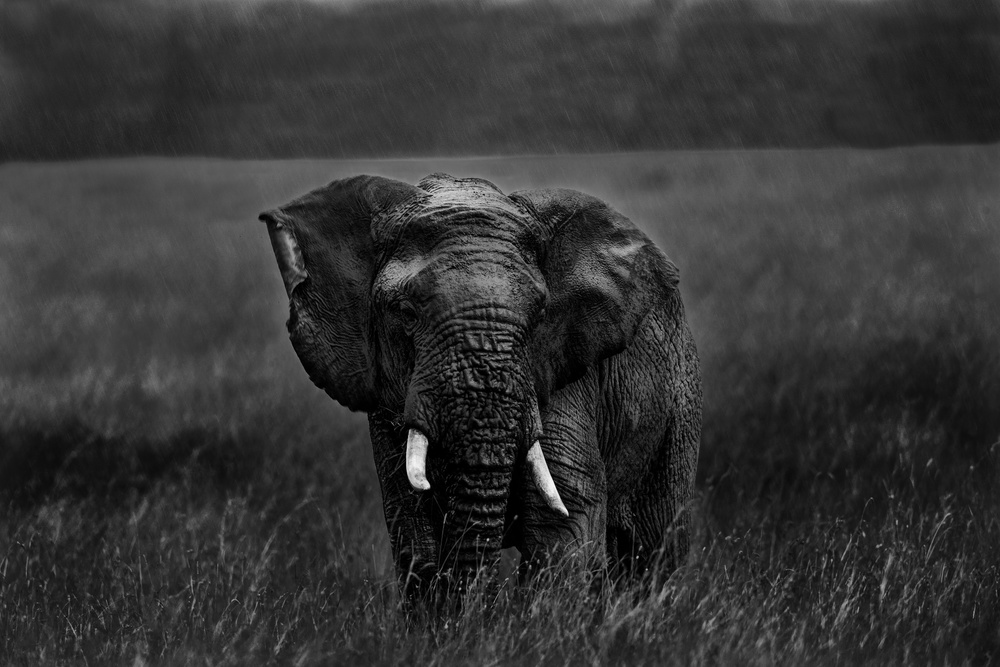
left=533, top=289, right=549, bottom=322
left=397, top=300, right=419, bottom=333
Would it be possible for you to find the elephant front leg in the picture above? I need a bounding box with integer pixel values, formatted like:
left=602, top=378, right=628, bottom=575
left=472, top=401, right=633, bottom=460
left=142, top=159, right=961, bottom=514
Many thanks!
left=369, top=415, right=440, bottom=602
left=514, top=373, right=607, bottom=578
left=382, top=493, right=441, bottom=602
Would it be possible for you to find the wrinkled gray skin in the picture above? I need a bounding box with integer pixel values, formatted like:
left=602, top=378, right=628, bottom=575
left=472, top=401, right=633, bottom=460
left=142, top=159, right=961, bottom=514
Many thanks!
left=260, top=173, right=701, bottom=599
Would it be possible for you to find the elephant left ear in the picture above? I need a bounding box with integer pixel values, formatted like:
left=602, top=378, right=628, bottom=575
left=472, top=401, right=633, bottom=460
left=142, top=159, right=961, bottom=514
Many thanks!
left=510, top=188, right=680, bottom=400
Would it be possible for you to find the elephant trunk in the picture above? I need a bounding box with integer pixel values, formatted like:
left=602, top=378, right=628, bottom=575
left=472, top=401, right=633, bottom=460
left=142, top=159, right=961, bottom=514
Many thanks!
left=404, top=318, right=569, bottom=588
left=440, top=468, right=511, bottom=580
left=405, top=426, right=566, bottom=517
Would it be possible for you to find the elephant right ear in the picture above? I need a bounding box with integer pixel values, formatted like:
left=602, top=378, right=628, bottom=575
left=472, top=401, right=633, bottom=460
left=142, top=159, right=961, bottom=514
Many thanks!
left=259, top=175, right=424, bottom=412
left=511, top=188, right=680, bottom=401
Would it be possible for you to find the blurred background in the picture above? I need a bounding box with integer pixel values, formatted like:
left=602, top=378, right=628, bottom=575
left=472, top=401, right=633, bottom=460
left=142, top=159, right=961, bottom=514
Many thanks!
left=2, top=0, right=999, bottom=159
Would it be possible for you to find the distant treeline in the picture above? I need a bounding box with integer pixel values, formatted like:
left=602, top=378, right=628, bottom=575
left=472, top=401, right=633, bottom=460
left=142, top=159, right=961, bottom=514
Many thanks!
left=2, top=0, right=999, bottom=159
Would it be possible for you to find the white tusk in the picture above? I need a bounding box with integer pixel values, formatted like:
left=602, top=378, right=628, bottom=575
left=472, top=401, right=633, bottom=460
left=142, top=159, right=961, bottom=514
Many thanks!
left=406, top=429, right=431, bottom=491
left=527, top=440, right=569, bottom=517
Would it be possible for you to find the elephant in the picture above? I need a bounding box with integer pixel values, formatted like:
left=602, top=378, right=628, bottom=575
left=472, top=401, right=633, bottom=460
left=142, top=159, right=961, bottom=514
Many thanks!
left=259, top=172, right=701, bottom=599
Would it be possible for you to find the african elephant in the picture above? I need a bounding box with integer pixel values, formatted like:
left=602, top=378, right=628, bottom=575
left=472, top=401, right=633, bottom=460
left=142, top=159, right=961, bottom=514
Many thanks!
left=259, top=173, right=701, bottom=598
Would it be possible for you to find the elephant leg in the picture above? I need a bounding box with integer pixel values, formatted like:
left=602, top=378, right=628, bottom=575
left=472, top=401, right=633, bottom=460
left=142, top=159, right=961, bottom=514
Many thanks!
left=609, top=446, right=688, bottom=582
left=368, top=413, right=440, bottom=602
left=626, top=324, right=701, bottom=580
left=611, top=404, right=699, bottom=582
left=514, top=371, right=607, bottom=579
left=602, top=313, right=701, bottom=583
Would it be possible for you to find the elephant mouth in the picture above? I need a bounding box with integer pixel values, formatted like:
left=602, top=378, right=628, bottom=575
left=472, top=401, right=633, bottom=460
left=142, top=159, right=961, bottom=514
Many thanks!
left=404, top=425, right=568, bottom=518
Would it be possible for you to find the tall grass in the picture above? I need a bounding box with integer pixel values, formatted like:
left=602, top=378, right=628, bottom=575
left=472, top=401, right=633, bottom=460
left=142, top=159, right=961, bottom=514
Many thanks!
left=1, top=147, right=998, bottom=664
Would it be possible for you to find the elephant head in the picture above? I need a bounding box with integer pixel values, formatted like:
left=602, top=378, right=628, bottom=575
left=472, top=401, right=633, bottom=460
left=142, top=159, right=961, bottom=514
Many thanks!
left=260, top=173, right=671, bottom=592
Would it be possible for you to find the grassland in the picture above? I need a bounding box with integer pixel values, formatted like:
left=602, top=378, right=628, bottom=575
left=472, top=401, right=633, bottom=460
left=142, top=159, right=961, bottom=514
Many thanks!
left=1, top=147, right=998, bottom=665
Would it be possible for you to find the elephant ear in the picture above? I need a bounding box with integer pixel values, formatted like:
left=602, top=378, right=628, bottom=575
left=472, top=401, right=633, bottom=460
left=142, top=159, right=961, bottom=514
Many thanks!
left=259, top=175, right=424, bottom=412
left=510, top=188, right=680, bottom=400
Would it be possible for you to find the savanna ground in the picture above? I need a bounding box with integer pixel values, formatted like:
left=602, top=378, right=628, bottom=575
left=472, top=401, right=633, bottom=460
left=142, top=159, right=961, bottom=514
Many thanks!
left=1, top=147, right=998, bottom=665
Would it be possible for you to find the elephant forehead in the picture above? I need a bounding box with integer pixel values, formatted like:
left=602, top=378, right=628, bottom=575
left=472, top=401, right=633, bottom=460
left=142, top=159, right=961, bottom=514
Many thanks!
left=378, top=252, right=541, bottom=305
left=407, top=188, right=533, bottom=237
left=424, top=181, right=515, bottom=207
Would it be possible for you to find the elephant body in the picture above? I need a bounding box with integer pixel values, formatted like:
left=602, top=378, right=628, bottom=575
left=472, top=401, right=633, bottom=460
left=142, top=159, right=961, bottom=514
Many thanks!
left=260, top=173, right=701, bottom=597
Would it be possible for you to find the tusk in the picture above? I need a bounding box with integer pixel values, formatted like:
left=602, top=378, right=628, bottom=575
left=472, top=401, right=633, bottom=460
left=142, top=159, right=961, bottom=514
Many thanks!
left=406, top=429, right=431, bottom=491
left=527, top=440, right=569, bottom=517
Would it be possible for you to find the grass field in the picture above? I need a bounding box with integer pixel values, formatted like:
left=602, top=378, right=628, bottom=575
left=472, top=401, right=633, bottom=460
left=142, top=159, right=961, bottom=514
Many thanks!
left=1, top=147, right=998, bottom=665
